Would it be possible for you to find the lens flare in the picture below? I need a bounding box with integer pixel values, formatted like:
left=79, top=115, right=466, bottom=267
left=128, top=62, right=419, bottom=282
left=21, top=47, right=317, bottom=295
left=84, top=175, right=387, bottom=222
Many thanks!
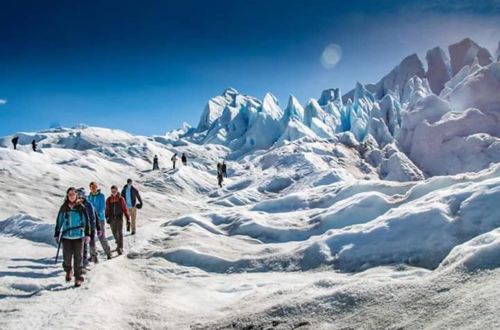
left=321, top=43, right=342, bottom=69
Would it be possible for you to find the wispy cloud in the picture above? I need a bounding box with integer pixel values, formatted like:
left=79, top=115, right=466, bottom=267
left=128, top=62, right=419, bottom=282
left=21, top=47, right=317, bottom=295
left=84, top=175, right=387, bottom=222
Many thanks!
left=0, top=99, right=7, bottom=105
left=420, top=0, right=500, bottom=14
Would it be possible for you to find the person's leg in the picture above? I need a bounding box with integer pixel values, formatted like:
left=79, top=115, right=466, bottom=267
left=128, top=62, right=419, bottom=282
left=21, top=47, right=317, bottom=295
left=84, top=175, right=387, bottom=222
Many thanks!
left=73, top=239, right=84, bottom=280
left=98, top=222, right=112, bottom=255
left=83, top=241, right=89, bottom=266
left=90, top=235, right=98, bottom=262
left=110, top=218, right=119, bottom=251
left=129, top=207, right=137, bottom=233
left=117, top=218, right=124, bottom=252
left=62, top=239, right=73, bottom=278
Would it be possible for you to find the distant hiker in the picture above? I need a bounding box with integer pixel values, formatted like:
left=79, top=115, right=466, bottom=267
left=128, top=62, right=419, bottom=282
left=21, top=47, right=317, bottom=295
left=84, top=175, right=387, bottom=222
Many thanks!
left=11, top=136, right=19, bottom=150
left=153, top=155, right=160, bottom=171
left=181, top=153, right=187, bottom=166
left=121, top=179, right=143, bottom=235
left=31, top=139, right=37, bottom=152
left=88, top=182, right=112, bottom=260
left=171, top=153, right=178, bottom=169
left=106, top=185, right=130, bottom=255
left=54, top=187, right=91, bottom=287
left=217, top=162, right=223, bottom=188
left=77, top=188, right=100, bottom=267
left=221, top=162, right=227, bottom=178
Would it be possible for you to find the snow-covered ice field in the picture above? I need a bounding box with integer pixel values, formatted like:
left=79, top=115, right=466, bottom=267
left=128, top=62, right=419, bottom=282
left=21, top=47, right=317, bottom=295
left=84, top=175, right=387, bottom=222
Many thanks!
left=1, top=38, right=500, bottom=329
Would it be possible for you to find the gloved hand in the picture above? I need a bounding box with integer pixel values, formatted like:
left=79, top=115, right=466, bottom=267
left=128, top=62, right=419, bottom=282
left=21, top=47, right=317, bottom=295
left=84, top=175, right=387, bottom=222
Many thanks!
left=97, top=230, right=103, bottom=238
left=126, top=221, right=131, bottom=232
left=137, top=203, right=143, bottom=210
left=83, top=236, right=91, bottom=244
left=55, top=236, right=60, bottom=244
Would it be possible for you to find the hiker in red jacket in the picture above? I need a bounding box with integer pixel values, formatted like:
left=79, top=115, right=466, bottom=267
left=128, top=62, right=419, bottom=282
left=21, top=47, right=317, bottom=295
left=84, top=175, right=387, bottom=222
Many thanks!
left=105, top=185, right=130, bottom=255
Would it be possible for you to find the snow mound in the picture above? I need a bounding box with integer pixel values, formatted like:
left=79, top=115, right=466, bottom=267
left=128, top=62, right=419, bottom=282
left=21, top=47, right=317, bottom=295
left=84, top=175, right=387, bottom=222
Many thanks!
left=439, top=228, right=500, bottom=272
left=0, top=215, right=56, bottom=246
left=134, top=163, right=500, bottom=274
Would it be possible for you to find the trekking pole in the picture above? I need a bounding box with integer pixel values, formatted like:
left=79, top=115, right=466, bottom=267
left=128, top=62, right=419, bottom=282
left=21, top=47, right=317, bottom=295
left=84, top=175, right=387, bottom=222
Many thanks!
left=54, top=229, right=64, bottom=264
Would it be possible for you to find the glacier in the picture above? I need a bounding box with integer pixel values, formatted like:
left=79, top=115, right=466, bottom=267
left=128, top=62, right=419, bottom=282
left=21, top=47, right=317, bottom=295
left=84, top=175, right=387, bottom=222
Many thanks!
left=168, top=38, right=500, bottom=180
left=0, top=38, right=500, bottom=329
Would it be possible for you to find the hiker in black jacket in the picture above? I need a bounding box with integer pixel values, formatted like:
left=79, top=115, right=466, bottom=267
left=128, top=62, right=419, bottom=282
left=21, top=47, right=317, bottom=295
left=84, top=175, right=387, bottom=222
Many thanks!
left=11, top=136, right=19, bottom=150
left=153, top=155, right=160, bottom=170
left=221, top=162, right=227, bottom=178
left=121, top=179, right=143, bottom=235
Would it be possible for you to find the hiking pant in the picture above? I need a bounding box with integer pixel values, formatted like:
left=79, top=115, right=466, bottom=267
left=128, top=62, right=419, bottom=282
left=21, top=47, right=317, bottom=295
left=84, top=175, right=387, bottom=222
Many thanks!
left=172, top=161, right=176, bottom=169
left=97, top=221, right=111, bottom=255
left=153, top=163, right=159, bottom=170
left=83, top=236, right=97, bottom=264
left=62, top=238, right=84, bottom=279
left=110, top=217, right=124, bottom=251
left=128, top=207, right=137, bottom=233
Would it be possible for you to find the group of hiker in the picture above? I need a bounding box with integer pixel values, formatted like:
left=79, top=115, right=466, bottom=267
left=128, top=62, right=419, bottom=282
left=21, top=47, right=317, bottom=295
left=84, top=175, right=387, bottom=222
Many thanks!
left=11, top=136, right=37, bottom=151
left=152, top=152, right=188, bottom=170
left=153, top=152, right=228, bottom=187
left=7, top=135, right=234, bottom=287
left=55, top=179, right=143, bottom=287
left=12, top=135, right=229, bottom=188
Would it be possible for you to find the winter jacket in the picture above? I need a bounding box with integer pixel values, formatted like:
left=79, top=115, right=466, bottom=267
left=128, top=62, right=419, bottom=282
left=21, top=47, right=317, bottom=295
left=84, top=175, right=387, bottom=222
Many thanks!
left=106, top=193, right=130, bottom=221
left=82, top=199, right=99, bottom=235
left=88, top=190, right=106, bottom=222
left=120, top=185, right=143, bottom=208
left=54, top=201, right=91, bottom=240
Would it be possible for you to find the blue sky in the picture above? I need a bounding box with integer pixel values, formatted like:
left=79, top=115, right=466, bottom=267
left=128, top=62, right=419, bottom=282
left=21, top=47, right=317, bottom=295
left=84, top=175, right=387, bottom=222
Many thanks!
left=0, top=0, right=499, bottom=136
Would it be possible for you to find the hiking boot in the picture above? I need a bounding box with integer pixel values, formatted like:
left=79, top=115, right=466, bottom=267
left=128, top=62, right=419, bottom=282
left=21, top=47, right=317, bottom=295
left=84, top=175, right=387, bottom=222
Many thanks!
left=117, top=248, right=123, bottom=255
left=107, top=252, right=112, bottom=260
left=65, top=270, right=73, bottom=282
left=75, top=277, right=84, bottom=287
left=91, top=255, right=99, bottom=264
left=131, top=231, right=136, bottom=235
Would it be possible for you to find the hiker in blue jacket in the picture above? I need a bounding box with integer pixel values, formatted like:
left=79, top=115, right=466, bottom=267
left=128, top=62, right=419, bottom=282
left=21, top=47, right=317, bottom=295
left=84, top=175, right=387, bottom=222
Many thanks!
left=54, top=187, right=91, bottom=287
left=88, top=182, right=112, bottom=260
